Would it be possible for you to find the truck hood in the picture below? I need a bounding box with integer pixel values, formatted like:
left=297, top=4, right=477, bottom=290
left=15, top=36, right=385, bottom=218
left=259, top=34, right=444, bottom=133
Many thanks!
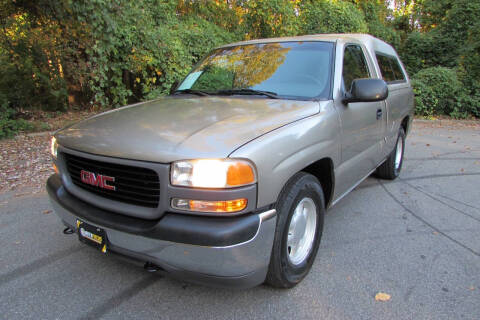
left=56, top=96, right=320, bottom=163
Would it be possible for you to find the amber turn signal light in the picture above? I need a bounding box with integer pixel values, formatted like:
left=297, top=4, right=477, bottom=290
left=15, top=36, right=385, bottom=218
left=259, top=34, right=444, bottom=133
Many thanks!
left=226, top=162, right=255, bottom=186
left=172, top=198, right=247, bottom=213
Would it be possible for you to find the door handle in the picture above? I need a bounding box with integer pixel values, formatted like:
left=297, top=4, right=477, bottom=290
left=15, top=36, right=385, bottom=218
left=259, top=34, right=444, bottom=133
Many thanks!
left=376, top=109, right=382, bottom=120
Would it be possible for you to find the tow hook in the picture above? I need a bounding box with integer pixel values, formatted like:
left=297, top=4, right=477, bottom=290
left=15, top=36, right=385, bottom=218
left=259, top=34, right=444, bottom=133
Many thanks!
left=144, top=262, right=161, bottom=273
left=63, top=227, right=75, bottom=235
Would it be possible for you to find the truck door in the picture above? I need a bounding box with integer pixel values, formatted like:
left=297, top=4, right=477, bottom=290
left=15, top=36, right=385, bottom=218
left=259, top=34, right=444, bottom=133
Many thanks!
left=334, top=44, right=385, bottom=197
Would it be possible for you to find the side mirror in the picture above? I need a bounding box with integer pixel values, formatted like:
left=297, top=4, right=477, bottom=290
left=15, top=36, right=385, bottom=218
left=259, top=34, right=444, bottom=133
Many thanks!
left=169, top=80, right=179, bottom=95
left=343, top=79, right=388, bottom=104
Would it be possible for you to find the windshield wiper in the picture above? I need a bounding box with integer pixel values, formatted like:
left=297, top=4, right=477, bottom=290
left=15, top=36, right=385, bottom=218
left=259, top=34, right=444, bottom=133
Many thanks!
left=215, top=88, right=279, bottom=99
left=173, top=89, right=210, bottom=96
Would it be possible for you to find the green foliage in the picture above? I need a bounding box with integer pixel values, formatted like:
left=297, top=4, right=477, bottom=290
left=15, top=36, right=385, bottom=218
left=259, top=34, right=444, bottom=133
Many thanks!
left=300, top=0, right=368, bottom=34
left=457, top=11, right=480, bottom=117
left=72, top=0, right=235, bottom=107
left=242, top=0, right=299, bottom=38
left=177, top=0, right=244, bottom=35
left=356, top=0, right=400, bottom=49
left=191, top=66, right=235, bottom=92
left=400, top=1, right=480, bottom=79
left=412, top=67, right=478, bottom=118
left=0, top=0, right=479, bottom=120
left=0, top=97, right=33, bottom=139
left=416, top=0, right=453, bottom=32
left=400, top=31, right=434, bottom=75
left=0, top=4, right=68, bottom=112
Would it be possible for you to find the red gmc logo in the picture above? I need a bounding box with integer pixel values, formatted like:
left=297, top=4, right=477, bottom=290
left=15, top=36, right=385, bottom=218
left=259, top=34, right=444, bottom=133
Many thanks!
left=80, top=170, right=116, bottom=191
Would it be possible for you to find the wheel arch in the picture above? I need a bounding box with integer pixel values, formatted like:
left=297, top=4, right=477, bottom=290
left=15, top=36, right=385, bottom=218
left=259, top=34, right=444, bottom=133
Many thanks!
left=300, top=158, right=335, bottom=209
left=401, top=115, right=410, bottom=134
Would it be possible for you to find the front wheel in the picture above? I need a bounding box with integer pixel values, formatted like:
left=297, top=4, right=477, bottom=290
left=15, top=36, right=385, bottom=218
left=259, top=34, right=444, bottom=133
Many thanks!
left=376, top=127, right=406, bottom=180
left=266, top=172, right=325, bottom=288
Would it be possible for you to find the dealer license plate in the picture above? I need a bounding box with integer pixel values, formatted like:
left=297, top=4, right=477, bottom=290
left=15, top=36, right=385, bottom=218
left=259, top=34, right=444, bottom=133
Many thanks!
left=76, top=219, right=107, bottom=253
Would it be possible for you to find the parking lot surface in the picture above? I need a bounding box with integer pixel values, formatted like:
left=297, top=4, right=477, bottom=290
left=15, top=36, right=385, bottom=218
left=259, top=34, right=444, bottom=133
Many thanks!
left=1, top=120, right=479, bottom=319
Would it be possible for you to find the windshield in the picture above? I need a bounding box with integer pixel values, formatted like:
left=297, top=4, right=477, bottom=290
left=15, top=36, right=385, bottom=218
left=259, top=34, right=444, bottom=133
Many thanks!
left=177, top=41, right=334, bottom=99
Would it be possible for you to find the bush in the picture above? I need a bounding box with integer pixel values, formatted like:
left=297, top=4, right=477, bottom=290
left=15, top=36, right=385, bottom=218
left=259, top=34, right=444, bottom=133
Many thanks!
left=242, top=0, right=299, bottom=38
left=0, top=4, right=69, bottom=113
left=0, top=0, right=477, bottom=119
left=412, top=67, right=478, bottom=118
left=300, top=0, right=368, bottom=34
left=357, top=0, right=401, bottom=49
left=0, top=98, right=34, bottom=139
left=399, top=32, right=435, bottom=76
left=71, top=1, right=236, bottom=107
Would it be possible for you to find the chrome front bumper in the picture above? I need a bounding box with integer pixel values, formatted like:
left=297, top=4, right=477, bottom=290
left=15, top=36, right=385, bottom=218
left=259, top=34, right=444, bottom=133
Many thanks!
left=47, top=175, right=276, bottom=288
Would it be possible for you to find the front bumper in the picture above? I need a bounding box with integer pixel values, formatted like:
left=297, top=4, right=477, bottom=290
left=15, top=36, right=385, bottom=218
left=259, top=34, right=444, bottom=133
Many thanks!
left=47, top=174, right=276, bottom=288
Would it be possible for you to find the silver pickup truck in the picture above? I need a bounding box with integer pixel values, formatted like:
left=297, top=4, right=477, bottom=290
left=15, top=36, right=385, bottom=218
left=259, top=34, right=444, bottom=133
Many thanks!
left=47, top=34, right=413, bottom=288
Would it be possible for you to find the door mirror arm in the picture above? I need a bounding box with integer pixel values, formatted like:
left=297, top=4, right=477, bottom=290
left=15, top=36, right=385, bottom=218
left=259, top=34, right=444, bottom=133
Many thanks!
left=342, top=91, right=354, bottom=105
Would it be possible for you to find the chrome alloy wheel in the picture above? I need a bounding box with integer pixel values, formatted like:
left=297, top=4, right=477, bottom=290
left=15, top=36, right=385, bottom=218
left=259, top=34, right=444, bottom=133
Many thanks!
left=287, top=197, right=317, bottom=265
left=394, top=136, right=403, bottom=170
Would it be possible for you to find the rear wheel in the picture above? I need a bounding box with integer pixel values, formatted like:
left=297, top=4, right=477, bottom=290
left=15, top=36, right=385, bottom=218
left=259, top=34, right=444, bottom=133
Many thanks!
left=376, top=128, right=405, bottom=180
left=266, top=172, right=325, bottom=288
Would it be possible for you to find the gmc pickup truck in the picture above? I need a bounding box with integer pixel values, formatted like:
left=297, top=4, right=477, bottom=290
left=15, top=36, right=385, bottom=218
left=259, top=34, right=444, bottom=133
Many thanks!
left=47, top=34, right=413, bottom=288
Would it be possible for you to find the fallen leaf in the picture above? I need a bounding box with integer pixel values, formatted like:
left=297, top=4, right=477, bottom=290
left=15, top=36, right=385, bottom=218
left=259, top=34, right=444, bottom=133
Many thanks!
left=375, top=292, right=391, bottom=301
left=460, top=168, right=464, bottom=172
left=432, top=231, right=439, bottom=235
left=426, top=144, right=430, bottom=146
left=469, top=286, right=475, bottom=291
left=14, top=193, right=30, bottom=198
left=42, top=210, right=52, bottom=214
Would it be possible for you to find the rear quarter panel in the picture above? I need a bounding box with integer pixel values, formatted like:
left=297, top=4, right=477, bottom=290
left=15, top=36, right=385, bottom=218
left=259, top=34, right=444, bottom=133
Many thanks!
left=383, top=82, right=414, bottom=155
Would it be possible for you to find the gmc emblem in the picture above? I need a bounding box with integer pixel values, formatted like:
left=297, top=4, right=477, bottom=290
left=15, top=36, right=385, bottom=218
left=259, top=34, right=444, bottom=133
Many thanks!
left=80, top=170, right=116, bottom=191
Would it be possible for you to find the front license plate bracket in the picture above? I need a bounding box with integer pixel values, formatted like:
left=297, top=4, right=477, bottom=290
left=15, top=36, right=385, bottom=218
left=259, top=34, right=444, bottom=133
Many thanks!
left=77, top=219, right=107, bottom=253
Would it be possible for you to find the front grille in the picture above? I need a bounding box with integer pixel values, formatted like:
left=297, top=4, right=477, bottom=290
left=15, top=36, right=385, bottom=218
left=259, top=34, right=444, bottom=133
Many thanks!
left=63, top=153, right=160, bottom=208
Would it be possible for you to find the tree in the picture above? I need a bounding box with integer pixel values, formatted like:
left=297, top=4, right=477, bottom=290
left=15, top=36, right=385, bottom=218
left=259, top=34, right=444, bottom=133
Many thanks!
left=300, top=0, right=368, bottom=34
left=242, top=0, right=299, bottom=38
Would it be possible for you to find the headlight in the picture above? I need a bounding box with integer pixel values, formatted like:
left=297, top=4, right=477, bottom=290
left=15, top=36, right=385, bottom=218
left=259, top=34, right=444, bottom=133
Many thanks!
left=50, top=136, right=58, bottom=158
left=171, top=159, right=256, bottom=188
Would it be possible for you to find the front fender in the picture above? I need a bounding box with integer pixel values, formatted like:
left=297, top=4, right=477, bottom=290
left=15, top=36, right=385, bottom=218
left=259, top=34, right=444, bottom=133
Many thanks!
left=229, top=100, right=340, bottom=208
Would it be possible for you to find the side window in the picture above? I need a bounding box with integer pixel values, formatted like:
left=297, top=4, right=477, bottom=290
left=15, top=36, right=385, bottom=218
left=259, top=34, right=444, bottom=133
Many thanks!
left=376, top=52, right=406, bottom=83
left=390, top=58, right=406, bottom=82
left=342, top=45, right=370, bottom=90
left=376, top=54, right=395, bottom=82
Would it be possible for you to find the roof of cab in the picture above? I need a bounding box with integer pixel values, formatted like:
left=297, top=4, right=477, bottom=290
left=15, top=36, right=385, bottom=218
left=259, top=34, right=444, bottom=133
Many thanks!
left=218, top=33, right=398, bottom=57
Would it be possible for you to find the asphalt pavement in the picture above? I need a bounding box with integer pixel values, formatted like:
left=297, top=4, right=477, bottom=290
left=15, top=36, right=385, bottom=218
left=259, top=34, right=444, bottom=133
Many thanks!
left=1, top=121, right=479, bottom=319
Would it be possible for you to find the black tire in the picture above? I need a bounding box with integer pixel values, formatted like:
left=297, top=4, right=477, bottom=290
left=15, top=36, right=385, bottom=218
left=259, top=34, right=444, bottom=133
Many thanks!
left=376, top=128, right=406, bottom=180
left=266, top=172, right=325, bottom=288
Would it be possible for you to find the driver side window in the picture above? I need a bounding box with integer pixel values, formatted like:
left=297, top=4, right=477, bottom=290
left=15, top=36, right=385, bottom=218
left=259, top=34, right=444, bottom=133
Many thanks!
left=342, top=45, right=370, bottom=91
